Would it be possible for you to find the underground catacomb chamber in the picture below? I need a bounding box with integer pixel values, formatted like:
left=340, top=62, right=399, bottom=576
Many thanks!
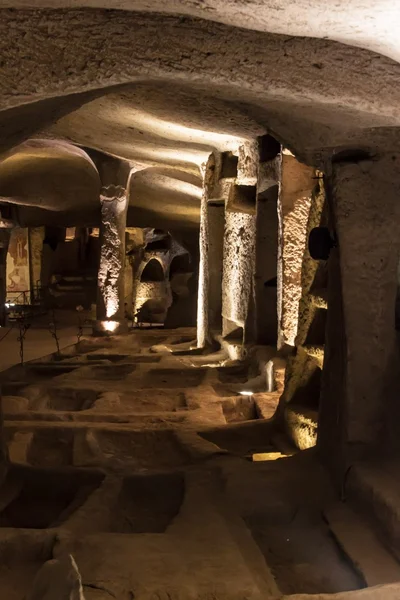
left=0, top=466, right=104, bottom=529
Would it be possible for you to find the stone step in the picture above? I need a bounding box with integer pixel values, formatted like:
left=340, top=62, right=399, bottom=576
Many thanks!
left=324, top=502, right=400, bottom=586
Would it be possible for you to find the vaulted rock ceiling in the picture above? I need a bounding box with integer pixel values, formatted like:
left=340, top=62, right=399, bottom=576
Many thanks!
left=0, top=1, right=399, bottom=228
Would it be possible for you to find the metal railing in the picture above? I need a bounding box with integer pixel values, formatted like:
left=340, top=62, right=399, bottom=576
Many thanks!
left=5, top=282, right=47, bottom=321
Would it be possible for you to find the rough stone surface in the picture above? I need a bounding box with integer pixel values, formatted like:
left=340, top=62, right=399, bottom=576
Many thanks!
left=285, top=405, right=318, bottom=450
left=222, top=143, right=259, bottom=344
left=0, top=8, right=400, bottom=172
left=254, top=155, right=281, bottom=345
left=285, top=584, right=400, bottom=600
left=319, top=154, right=400, bottom=470
left=222, top=210, right=256, bottom=336
left=278, top=155, right=315, bottom=348
left=97, top=185, right=128, bottom=322
left=28, top=554, right=85, bottom=600
left=1, top=0, right=400, bottom=66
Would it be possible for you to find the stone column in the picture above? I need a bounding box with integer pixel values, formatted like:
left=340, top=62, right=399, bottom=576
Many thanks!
left=197, top=157, right=213, bottom=348
left=96, top=183, right=129, bottom=333
left=277, top=152, right=315, bottom=348
left=222, top=141, right=259, bottom=354
left=0, top=229, right=10, bottom=327
left=207, top=202, right=225, bottom=332
left=319, top=154, right=400, bottom=474
left=254, top=149, right=282, bottom=345
left=94, top=157, right=132, bottom=335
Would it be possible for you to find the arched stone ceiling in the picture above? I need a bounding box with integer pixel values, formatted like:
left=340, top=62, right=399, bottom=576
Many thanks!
left=1, top=1, right=399, bottom=63
left=128, top=167, right=202, bottom=231
left=0, top=139, right=100, bottom=211
left=47, top=83, right=264, bottom=174
left=1, top=9, right=399, bottom=166
left=1, top=4, right=399, bottom=230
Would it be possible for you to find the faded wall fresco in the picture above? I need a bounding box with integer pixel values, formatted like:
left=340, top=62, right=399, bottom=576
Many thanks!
left=29, top=227, right=45, bottom=291
left=6, top=227, right=30, bottom=300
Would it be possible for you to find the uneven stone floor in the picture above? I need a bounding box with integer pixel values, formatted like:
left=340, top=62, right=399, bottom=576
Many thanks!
left=0, top=328, right=362, bottom=600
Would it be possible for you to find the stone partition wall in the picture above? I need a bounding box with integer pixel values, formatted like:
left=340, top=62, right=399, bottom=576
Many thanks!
left=254, top=150, right=282, bottom=345
left=278, top=178, right=326, bottom=451
left=254, top=185, right=280, bottom=344
left=319, top=154, right=400, bottom=477
left=207, top=203, right=225, bottom=332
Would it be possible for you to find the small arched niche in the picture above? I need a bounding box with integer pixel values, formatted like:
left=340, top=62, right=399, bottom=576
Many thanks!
left=140, top=259, right=165, bottom=283
left=169, top=253, right=191, bottom=279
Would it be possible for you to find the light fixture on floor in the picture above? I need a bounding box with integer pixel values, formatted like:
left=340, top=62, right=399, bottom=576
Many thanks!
left=239, top=390, right=253, bottom=396
left=102, top=320, right=118, bottom=333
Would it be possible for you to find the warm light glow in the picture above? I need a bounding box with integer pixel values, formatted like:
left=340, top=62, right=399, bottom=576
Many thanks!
left=239, top=390, right=254, bottom=396
left=65, top=227, right=76, bottom=241
left=252, top=452, right=286, bottom=462
left=113, top=141, right=208, bottom=169
left=105, top=106, right=242, bottom=152
left=105, top=298, right=119, bottom=319
left=140, top=174, right=202, bottom=200
left=102, top=320, right=118, bottom=333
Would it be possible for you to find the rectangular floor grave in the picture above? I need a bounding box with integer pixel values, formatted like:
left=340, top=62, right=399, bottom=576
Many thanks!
left=0, top=466, right=104, bottom=529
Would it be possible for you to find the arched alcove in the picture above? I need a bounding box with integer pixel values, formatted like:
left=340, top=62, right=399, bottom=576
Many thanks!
left=140, top=259, right=165, bottom=283
left=169, top=253, right=191, bottom=279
